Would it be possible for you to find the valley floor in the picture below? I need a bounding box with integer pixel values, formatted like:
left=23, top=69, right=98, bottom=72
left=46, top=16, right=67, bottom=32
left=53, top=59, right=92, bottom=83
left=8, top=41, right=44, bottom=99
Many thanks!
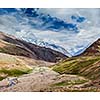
left=0, top=54, right=100, bottom=92
left=0, top=66, right=100, bottom=92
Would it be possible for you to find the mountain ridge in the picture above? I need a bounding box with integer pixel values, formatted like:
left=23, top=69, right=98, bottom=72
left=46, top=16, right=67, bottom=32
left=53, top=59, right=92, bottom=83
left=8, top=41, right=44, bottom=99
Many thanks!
left=79, top=38, right=100, bottom=56
left=0, top=31, right=67, bottom=62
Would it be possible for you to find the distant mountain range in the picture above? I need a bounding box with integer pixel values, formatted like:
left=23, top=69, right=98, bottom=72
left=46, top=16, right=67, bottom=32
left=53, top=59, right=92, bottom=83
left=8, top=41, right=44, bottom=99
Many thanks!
left=18, top=33, right=71, bottom=57
left=0, top=31, right=67, bottom=62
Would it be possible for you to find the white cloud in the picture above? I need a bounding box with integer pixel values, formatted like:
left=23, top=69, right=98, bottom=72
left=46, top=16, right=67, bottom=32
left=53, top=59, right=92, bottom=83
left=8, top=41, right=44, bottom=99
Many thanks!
left=39, top=8, right=100, bottom=24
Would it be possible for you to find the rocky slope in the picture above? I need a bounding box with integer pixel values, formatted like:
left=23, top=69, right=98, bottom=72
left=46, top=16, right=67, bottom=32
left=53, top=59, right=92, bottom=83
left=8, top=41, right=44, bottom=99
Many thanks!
left=52, top=56, right=100, bottom=80
left=0, top=53, right=33, bottom=81
left=0, top=52, right=55, bottom=83
left=80, top=39, right=100, bottom=56
left=0, top=32, right=67, bottom=62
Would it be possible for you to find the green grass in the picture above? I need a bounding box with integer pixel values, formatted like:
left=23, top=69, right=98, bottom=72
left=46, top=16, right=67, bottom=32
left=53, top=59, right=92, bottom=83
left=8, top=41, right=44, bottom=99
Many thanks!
left=63, top=88, right=100, bottom=92
left=0, top=76, right=5, bottom=81
left=0, top=68, right=33, bottom=81
left=0, top=68, right=32, bottom=77
left=52, top=56, right=100, bottom=80
left=53, top=79, right=88, bottom=86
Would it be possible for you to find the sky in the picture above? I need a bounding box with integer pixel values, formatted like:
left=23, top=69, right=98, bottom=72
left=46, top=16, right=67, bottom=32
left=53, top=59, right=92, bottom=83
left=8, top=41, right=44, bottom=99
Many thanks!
left=0, top=8, right=100, bottom=56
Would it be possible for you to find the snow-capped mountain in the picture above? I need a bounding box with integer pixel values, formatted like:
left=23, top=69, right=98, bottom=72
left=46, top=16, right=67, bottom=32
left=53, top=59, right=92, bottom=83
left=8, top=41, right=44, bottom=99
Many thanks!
left=0, top=31, right=67, bottom=62
left=24, top=39, right=71, bottom=57
left=15, top=30, right=71, bottom=57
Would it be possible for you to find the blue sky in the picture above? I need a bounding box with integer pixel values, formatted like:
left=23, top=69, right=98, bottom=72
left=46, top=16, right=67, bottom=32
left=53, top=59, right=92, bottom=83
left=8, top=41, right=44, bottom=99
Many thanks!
left=0, top=8, right=100, bottom=56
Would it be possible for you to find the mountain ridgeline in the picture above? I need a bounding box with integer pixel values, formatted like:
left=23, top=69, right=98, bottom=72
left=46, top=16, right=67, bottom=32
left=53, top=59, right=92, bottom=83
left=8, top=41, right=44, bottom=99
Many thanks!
left=80, top=39, right=100, bottom=56
left=0, top=32, right=67, bottom=62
